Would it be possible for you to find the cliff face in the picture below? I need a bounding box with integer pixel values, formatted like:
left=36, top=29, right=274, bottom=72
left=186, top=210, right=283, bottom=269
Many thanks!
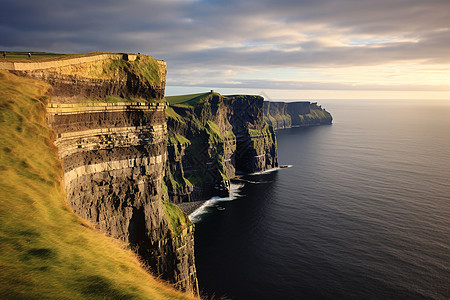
left=165, top=93, right=278, bottom=202
left=7, top=53, right=166, bottom=104
left=226, top=95, right=278, bottom=174
left=4, top=54, right=198, bottom=294
left=0, top=69, right=200, bottom=300
left=264, top=101, right=332, bottom=130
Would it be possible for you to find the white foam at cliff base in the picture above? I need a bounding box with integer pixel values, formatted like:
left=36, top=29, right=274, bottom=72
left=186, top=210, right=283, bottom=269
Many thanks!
left=189, top=182, right=245, bottom=223
left=248, top=165, right=293, bottom=175
left=188, top=166, right=293, bottom=223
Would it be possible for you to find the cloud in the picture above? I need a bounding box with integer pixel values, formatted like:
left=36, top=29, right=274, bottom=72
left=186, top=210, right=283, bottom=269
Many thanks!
left=1, top=0, right=449, bottom=94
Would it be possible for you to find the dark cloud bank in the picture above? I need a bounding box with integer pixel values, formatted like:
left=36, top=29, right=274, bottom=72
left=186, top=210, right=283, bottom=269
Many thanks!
left=2, top=0, right=449, bottom=91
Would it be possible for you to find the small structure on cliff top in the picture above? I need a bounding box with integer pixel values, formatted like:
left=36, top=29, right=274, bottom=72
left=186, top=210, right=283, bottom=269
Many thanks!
left=122, top=53, right=137, bottom=61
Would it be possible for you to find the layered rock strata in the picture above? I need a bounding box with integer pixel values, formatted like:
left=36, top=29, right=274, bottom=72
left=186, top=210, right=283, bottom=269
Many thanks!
left=3, top=53, right=167, bottom=104
left=48, top=101, right=198, bottom=293
left=5, top=54, right=198, bottom=294
left=264, top=101, right=332, bottom=130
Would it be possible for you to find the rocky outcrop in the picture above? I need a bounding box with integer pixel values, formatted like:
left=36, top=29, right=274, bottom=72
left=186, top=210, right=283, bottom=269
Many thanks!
left=165, top=93, right=278, bottom=203
left=8, top=54, right=198, bottom=294
left=264, top=101, right=332, bottom=130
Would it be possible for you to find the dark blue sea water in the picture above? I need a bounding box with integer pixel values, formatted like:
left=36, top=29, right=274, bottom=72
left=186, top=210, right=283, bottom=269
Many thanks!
left=192, top=99, right=450, bottom=300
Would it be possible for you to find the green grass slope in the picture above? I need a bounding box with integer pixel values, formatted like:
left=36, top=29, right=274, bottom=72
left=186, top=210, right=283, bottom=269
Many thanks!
left=0, top=70, right=197, bottom=300
left=165, top=92, right=212, bottom=106
left=1, top=51, right=75, bottom=61
left=162, top=202, right=192, bottom=237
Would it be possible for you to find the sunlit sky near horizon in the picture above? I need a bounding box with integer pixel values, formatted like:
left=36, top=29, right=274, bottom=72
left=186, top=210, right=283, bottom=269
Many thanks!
left=1, top=0, right=450, bottom=100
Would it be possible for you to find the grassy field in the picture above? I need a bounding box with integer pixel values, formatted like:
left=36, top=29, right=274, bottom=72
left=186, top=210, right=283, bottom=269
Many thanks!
left=0, top=51, right=132, bottom=62
left=1, top=51, right=79, bottom=61
left=165, top=92, right=211, bottom=106
left=0, top=70, right=198, bottom=299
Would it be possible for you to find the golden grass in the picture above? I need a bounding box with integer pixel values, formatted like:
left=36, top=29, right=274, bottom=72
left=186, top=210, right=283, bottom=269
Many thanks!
left=0, top=70, right=198, bottom=299
left=1, top=51, right=116, bottom=63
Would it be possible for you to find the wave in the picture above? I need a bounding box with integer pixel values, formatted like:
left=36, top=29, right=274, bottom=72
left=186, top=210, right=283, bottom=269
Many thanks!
left=189, top=165, right=293, bottom=222
left=189, top=182, right=245, bottom=223
left=233, top=178, right=272, bottom=184
left=248, top=165, right=293, bottom=175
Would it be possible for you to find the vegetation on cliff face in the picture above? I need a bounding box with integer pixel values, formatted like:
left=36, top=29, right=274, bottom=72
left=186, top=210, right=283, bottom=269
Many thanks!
left=164, top=91, right=278, bottom=201
left=105, top=56, right=162, bottom=86
left=3, top=52, right=163, bottom=87
left=162, top=202, right=192, bottom=237
left=3, top=52, right=167, bottom=104
left=264, top=113, right=291, bottom=128
left=299, top=108, right=332, bottom=124
left=0, top=71, right=197, bottom=299
left=164, top=92, right=236, bottom=200
left=166, top=108, right=191, bottom=145
left=248, top=123, right=278, bottom=155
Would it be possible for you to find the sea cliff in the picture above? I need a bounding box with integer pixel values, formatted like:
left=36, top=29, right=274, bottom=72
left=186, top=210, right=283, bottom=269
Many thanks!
left=1, top=53, right=198, bottom=294
left=0, top=69, right=197, bottom=299
left=264, top=101, right=332, bottom=130
left=165, top=92, right=278, bottom=203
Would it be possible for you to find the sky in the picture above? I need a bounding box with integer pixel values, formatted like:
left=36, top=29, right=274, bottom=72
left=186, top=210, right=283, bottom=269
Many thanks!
left=1, top=0, right=450, bottom=100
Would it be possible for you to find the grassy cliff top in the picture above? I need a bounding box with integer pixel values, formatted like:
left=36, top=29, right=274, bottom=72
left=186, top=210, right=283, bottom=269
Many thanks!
left=0, top=51, right=157, bottom=63
left=166, top=92, right=263, bottom=107
left=0, top=51, right=119, bottom=63
left=1, top=51, right=167, bottom=103
left=1, top=51, right=76, bottom=61
left=0, top=71, right=196, bottom=300
left=166, top=92, right=214, bottom=107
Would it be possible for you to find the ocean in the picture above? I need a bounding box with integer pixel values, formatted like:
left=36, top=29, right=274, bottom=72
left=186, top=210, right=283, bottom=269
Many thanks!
left=192, top=99, right=450, bottom=300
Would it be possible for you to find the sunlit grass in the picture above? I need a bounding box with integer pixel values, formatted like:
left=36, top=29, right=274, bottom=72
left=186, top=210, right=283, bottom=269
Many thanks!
left=106, top=56, right=162, bottom=86
left=1, top=51, right=74, bottom=61
left=166, top=92, right=211, bottom=106
left=0, top=70, right=198, bottom=299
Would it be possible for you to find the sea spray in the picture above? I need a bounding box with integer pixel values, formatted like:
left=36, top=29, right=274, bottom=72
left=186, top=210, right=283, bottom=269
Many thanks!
left=189, top=182, right=245, bottom=223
